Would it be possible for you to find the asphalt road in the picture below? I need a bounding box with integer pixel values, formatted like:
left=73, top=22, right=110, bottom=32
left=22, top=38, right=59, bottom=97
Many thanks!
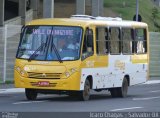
left=0, top=82, right=160, bottom=113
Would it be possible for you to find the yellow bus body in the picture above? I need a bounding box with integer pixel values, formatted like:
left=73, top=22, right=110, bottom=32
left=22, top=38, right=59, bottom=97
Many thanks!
left=14, top=17, right=149, bottom=100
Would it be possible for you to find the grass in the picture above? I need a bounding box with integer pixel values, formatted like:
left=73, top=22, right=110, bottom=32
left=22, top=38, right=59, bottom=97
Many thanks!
left=5, top=80, right=14, bottom=84
left=104, top=0, right=160, bottom=32
left=0, top=80, right=14, bottom=84
left=0, top=79, right=3, bottom=84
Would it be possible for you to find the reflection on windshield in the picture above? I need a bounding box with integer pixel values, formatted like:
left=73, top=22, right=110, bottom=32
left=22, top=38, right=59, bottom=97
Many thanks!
left=17, top=26, right=82, bottom=61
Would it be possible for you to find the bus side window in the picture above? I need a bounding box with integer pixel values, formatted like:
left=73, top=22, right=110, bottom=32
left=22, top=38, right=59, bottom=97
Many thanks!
left=82, top=28, right=94, bottom=60
left=122, top=28, right=134, bottom=54
left=109, top=27, right=121, bottom=54
left=134, top=28, right=147, bottom=54
left=96, top=27, right=109, bottom=55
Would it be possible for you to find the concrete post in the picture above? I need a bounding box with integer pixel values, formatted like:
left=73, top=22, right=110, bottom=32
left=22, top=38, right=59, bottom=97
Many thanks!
left=30, top=0, right=38, bottom=19
left=99, top=0, right=104, bottom=16
left=92, top=0, right=104, bottom=17
left=43, top=0, right=54, bottom=18
left=0, top=0, right=5, bottom=26
left=76, top=0, right=85, bottom=15
left=19, top=0, right=26, bottom=25
left=136, top=0, right=139, bottom=21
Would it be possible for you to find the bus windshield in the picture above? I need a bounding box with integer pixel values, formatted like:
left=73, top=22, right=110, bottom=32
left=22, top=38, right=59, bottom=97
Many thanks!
left=16, top=26, right=83, bottom=61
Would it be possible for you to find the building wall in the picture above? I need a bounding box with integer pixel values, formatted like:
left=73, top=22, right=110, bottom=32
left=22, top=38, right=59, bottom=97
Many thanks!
left=86, top=0, right=92, bottom=15
left=4, top=9, right=33, bottom=25
left=2, top=0, right=100, bottom=26
left=37, top=0, right=92, bottom=18
left=54, top=0, right=76, bottom=18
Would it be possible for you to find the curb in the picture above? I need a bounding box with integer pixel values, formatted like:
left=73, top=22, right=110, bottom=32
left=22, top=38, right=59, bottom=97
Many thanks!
left=0, top=88, right=25, bottom=94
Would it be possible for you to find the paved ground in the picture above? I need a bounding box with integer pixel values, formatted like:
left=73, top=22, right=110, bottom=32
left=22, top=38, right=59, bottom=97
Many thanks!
left=0, top=78, right=160, bottom=118
left=0, top=81, right=160, bottom=112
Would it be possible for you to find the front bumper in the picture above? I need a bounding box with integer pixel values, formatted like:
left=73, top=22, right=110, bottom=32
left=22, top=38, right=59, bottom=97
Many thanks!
left=14, top=71, right=81, bottom=91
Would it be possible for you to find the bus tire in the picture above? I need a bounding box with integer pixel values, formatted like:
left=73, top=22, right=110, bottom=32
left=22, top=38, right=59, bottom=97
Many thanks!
left=25, top=89, right=38, bottom=100
left=79, top=79, right=91, bottom=101
left=117, top=77, right=128, bottom=97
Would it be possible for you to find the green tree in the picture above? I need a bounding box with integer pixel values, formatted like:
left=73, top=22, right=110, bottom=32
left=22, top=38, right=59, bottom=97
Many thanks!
left=152, top=7, right=159, bottom=21
left=152, top=7, right=160, bottom=31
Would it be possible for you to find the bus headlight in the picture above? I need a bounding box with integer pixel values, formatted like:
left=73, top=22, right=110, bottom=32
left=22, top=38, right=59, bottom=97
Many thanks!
left=64, top=68, right=78, bottom=78
left=15, top=66, right=28, bottom=77
left=20, top=70, right=27, bottom=77
left=15, top=66, right=21, bottom=73
left=70, top=68, right=77, bottom=73
left=65, top=72, right=70, bottom=77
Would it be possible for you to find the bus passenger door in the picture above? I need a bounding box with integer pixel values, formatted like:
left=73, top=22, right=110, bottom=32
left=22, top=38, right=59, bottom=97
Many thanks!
left=80, top=28, right=96, bottom=89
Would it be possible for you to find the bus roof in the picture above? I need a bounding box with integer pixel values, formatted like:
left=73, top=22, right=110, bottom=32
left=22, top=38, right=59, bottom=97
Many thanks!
left=26, top=17, right=148, bottom=28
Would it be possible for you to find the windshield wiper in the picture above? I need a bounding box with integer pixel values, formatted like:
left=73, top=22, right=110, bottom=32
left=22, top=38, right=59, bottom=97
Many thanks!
left=43, top=27, right=62, bottom=63
left=49, top=35, right=63, bottom=63
left=28, top=42, right=46, bottom=62
left=28, top=27, right=62, bottom=63
left=28, top=34, right=50, bottom=61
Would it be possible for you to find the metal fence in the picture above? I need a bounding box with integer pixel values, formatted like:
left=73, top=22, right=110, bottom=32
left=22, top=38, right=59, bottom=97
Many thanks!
left=149, top=32, right=160, bottom=76
left=0, top=25, right=22, bottom=83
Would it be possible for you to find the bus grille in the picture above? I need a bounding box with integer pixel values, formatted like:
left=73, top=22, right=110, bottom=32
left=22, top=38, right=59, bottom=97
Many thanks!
left=28, top=72, right=62, bottom=79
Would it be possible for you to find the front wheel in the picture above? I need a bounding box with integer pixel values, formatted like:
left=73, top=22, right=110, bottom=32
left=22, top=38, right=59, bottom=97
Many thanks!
left=25, top=89, right=38, bottom=100
left=79, top=79, right=91, bottom=101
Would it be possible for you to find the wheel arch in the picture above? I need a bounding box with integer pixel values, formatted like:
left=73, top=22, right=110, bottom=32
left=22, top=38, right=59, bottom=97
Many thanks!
left=86, top=75, right=93, bottom=89
left=124, top=74, right=130, bottom=86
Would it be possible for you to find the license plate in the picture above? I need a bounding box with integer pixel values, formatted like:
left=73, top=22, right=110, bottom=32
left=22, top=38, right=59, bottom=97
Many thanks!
left=38, top=81, right=50, bottom=86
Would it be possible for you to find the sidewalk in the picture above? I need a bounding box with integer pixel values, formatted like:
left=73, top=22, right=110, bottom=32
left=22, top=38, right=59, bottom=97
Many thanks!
left=0, top=83, right=14, bottom=89
left=149, top=76, right=160, bottom=80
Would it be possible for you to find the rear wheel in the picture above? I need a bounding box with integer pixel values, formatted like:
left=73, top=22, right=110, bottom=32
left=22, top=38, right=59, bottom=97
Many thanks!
left=25, top=89, right=38, bottom=100
left=79, top=79, right=91, bottom=101
left=118, top=77, right=128, bottom=97
left=110, top=77, right=128, bottom=98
